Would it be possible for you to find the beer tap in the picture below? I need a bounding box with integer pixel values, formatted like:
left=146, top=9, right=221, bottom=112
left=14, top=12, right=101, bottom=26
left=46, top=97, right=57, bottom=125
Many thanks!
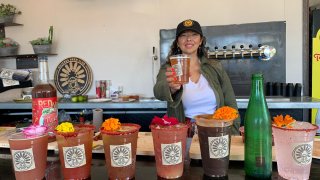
left=206, top=43, right=276, bottom=61
left=249, top=44, right=253, bottom=57
left=240, top=45, right=244, bottom=58
left=258, top=44, right=263, bottom=57
left=232, top=45, right=236, bottom=58
left=214, top=46, right=219, bottom=59
left=223, top=46, right=227, bottom=59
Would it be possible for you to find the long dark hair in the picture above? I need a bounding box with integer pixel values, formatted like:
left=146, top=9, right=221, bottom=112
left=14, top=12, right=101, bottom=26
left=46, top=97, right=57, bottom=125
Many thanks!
left=166, top=35, right=207, bottom=63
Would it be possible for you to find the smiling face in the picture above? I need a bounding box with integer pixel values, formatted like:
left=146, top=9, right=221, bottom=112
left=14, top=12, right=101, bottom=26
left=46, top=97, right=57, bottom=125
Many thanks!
left=177, top=30, right=203, bottom=57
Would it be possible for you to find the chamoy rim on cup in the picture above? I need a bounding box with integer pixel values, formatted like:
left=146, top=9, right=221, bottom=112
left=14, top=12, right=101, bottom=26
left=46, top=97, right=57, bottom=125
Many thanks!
left=150, top=123, right=188, bottom=131
left=9, top=131, right=48, bottom=141
left=100, top=123, right=141, bottom=135
left=74, top=124, right=95, bottom=131
left=195, top=114, right=235, bottom=127
left=272, top=121, right=318, bottom=132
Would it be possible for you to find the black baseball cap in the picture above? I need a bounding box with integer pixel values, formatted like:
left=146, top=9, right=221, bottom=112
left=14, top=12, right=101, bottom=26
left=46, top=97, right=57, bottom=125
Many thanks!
left=176, top=19, right=203, bottom=37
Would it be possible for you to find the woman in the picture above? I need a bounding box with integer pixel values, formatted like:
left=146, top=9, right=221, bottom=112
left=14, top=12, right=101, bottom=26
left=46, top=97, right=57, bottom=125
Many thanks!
left=153, top=19, right=240, bottom=135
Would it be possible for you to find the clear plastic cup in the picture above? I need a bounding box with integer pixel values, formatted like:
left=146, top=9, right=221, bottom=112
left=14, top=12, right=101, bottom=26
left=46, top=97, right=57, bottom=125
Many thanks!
left=195, top=114, right=236, bottom=177
left=101, top=123, right=140, bottom=180
left=8, top=132, right=49, bottom=180
left=150, top=123, right=188, bottom=179
left=169, top=54, right=190, bottom=84
left=272, top=122, right=318, bottom=180
left=55, top=124, right=95, bottom=179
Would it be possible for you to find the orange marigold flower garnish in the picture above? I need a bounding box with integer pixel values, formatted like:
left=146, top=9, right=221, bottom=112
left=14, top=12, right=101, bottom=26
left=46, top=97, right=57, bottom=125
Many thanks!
left=101, top=118, right=121, bottom=131
left=273, top=114, right=296, bottom=128
left=213, top=106, right=239, bottom=120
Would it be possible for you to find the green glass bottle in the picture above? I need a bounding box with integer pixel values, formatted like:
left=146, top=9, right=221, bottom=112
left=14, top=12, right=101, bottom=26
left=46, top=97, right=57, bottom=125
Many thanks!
left=244, top=73, right=272, bottom=178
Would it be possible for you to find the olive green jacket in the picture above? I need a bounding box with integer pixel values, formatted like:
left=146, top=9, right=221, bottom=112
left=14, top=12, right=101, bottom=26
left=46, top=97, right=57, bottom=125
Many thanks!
left=153, top=56, right=240, bottom=135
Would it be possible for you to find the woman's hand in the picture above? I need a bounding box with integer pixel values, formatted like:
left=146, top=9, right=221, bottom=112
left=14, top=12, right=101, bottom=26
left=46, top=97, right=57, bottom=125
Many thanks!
left=166, top=67, right=182, bottom=94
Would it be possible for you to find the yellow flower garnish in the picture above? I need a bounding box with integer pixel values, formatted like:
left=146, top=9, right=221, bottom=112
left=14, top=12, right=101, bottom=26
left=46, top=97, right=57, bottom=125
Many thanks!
left=55, top=122, right=75, bottom=133
left=273, top=114, right=296, bottom=128
left=101, top=118, right=121, bottom=131
left=213, top=106, right=239, bottom=120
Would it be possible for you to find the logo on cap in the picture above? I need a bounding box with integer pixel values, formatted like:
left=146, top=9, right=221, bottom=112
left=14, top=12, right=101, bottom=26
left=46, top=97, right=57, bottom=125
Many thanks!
left=183, top=20, right=193, bottom=27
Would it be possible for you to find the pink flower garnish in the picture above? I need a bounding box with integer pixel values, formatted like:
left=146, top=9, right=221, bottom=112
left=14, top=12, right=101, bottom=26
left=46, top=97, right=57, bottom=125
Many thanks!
left=22, top=125, right=48, bottom=138
left=151, top=115, right=179, bottom=126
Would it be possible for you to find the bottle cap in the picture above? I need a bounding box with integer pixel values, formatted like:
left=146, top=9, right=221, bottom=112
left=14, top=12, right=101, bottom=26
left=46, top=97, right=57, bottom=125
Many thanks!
left=252, top=73, right=263, bottom=78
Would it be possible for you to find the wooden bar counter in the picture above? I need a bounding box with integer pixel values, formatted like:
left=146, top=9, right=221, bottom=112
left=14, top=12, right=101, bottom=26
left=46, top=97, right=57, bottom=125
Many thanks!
left=1, top=131, right=320, bottom=179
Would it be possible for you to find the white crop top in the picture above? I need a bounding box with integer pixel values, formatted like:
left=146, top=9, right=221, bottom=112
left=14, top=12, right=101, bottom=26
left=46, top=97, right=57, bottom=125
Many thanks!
left=182, top=74, right=217, bottom=120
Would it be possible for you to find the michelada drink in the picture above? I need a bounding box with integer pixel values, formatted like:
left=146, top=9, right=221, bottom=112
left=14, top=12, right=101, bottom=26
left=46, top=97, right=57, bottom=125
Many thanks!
left=8, top=125, right=48, bottom=180
left=100, top=118, right=141, bottom=180
left=150, top=115, right=188, bottom=179
left=55, top=122, right=95, bottom=179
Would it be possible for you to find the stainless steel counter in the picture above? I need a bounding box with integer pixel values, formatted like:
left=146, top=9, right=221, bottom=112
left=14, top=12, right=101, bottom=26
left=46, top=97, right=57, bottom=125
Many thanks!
left=0, top=96, right=320, bottom=110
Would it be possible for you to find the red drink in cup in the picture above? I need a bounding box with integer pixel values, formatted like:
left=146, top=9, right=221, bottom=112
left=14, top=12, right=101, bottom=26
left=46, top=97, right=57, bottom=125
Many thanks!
left=151, top=124, right=188, bottom=179
left=55, top=123, right=94, bottom=179
left=150, top=115, right=188, bottom=179
left=100, top=118, right=140, bottom=180
left=8, top=125, right=48, bottom=180
left=169, top=54, right=190, bottom=84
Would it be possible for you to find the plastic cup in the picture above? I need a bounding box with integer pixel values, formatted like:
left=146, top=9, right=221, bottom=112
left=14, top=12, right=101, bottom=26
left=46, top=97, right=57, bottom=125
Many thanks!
left=272, top=122, right=318, bottom=180
left=150, top=123, right=188, bottom=179
left=169, top=54, right=190, bottom=84
left=101, top=123, right=141, bottom=180
left=195, top=114, right=236, bottom=177
left=8, top=132, right=49, bottom=180
left=55, top=124, right=95, bottom=179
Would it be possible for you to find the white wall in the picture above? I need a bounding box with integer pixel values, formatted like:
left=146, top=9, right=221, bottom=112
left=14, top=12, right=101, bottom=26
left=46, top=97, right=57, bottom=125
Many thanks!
left=0, top=0, right=303, bottom=97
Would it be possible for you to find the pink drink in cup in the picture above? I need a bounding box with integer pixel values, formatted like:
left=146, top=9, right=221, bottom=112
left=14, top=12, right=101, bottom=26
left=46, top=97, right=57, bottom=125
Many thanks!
left=101, top=120, right=140, bottom=180
left=55, top=123, right=94, bottom=179
left=8, top=125, right=48, bottom=180
left=150, top=115, right=188, bottom=179
left=272, top=121, right=318, bottom=180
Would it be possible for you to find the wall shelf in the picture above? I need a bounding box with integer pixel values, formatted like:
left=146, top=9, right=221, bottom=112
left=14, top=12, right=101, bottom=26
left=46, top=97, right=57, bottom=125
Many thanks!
left=0, top=53, right=57, bottom=59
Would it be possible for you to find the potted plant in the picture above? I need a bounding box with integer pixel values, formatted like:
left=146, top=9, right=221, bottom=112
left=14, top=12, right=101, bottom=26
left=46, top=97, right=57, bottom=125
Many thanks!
left=30, top=26, right=53, bottom=54
left=0, top=37, right=19, bottom=56
left=0, top=3, right=21, bottom=24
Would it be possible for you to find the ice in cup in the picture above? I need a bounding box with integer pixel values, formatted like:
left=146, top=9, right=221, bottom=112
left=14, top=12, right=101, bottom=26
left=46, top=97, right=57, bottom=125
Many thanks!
left=169, top=54, right=190, bottom=84
left=8, top=125, right=48, bottom=180
left=100, top=118, right=140, bottom=180
left=272, top=121, right=318, bottom=180
left=150, top=115, right=188, bottom=179
left=195, top=106, right=239, bottom=177
left=55, top=122, right=95, bottom=179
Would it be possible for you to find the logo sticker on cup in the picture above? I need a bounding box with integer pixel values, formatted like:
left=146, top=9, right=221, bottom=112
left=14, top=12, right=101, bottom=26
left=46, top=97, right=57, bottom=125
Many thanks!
left=161, top=141, right=182, bottom=165
left=63, top=144, right=86, bottom=168
left=12, top=148, right=35, bottom=171
left=110, top=143, right=132, bottom=167
left=172, top=63, right=183, bottom=77
left=208, top=135, right=229, bottom=159
left=292, top=141, right=313, bottom=166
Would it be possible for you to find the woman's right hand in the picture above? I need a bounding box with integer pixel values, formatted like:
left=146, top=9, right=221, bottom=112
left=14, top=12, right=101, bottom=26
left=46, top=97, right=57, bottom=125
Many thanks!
left=166, top=67, right=182, bottom=94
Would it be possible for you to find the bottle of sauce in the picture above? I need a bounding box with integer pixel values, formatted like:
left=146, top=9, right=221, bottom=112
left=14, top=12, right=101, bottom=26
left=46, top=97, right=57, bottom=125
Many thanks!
left=32, top=56, right=58, bottom=133
left=244, top=73, right=272, bottom=179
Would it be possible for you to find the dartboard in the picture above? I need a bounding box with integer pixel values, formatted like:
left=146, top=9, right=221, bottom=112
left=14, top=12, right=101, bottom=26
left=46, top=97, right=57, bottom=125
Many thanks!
left=54, top=57, right=92, bottom=95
